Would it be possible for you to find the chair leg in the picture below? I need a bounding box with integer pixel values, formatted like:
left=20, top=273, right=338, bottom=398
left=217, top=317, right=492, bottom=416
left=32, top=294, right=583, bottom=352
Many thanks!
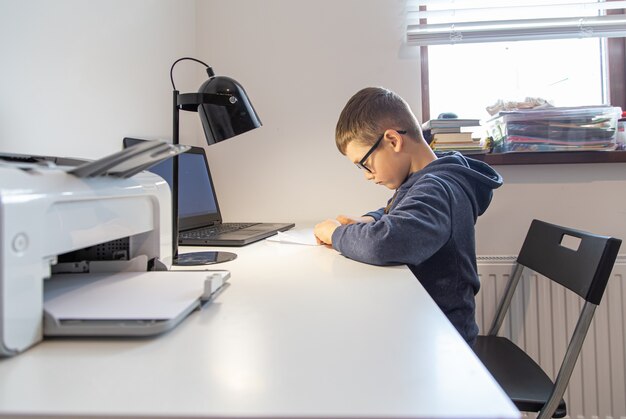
left=488, top=263, right=525, bottom=336
left=536, top=302, right=597, bottom=419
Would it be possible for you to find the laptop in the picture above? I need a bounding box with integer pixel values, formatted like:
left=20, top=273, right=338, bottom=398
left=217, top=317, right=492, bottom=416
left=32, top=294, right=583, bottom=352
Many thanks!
left=123, top=138, right=294, bottom=246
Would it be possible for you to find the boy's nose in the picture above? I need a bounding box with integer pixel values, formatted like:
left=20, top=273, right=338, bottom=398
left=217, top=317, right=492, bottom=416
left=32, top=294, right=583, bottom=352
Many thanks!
left=364, top=171, right=375, bottom=181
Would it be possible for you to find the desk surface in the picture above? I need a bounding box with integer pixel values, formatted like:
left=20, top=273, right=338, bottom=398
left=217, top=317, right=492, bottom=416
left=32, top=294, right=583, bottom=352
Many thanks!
left=0, top=235, right=518, bottom=419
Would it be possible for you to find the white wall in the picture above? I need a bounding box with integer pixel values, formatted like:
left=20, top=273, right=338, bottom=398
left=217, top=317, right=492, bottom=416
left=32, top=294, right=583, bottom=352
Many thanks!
left=0, top=0, right=198, bottom=159
left=196, top=0, right=626, bottom=254
left=2, top=0, right=625, bottom=255
left=195, top=0, right=416, bottom=225
left=476, top=163, right=626, bottom=254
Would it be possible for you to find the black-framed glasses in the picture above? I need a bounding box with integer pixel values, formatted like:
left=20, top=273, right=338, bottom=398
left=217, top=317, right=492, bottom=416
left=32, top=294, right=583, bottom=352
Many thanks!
left=355, top=130, right=406, bottom=173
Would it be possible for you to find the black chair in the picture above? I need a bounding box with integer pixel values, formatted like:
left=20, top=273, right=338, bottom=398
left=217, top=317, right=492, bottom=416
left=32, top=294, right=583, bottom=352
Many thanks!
left=473, top=219, right=621, bottom=419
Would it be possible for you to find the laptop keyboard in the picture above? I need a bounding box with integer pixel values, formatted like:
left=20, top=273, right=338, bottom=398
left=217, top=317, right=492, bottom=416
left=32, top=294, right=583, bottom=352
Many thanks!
left=179, top=223, right=259, bottom=239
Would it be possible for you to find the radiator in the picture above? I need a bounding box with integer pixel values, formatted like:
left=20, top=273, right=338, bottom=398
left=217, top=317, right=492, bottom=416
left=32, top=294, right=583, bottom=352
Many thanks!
left=476, top=256, right=626, bottom=419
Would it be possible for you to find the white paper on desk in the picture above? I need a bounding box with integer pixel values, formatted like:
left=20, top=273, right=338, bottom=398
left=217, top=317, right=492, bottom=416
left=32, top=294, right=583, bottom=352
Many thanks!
left=266, top=228, right=320, bottom=246
left=44, top=271, right=225, bottom=320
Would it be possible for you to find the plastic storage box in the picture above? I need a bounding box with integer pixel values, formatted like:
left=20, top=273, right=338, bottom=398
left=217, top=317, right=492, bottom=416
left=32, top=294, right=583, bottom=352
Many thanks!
left=486, top=106, right=622, bottom=153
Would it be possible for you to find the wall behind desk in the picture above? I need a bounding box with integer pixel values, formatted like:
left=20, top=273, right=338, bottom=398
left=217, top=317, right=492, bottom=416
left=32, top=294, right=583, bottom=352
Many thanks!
left=194, top=0, right=415, bottom=227
left=2, top=0, right=625, bottom=255
left=0, top=0, right=198, bottom=159
left=476, top=163, right=626, bottom=255
left=195, top=1, right=626, bottom=254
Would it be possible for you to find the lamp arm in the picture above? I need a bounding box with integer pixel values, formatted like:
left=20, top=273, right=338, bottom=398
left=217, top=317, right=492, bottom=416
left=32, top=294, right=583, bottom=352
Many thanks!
left=171, top=90, right=181, bottom=261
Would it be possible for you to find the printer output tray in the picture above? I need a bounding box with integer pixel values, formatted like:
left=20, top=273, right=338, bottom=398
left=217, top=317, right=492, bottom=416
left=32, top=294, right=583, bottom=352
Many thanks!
left=43, top=271, right=228, bottom=337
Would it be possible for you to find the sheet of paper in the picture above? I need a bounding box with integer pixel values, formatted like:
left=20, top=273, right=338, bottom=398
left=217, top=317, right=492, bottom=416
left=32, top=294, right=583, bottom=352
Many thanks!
left=44, top=271, right=227, bottom=320
left=266, top=228, right=320, bottom=246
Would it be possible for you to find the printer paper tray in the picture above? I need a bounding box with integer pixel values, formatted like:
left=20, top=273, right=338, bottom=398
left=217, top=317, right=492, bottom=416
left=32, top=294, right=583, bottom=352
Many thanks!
left=43, top=271, right=228, bottom=337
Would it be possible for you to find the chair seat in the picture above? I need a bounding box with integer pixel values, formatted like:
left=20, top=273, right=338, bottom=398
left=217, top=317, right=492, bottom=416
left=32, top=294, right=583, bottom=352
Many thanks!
left=474, top=335, right=566, bottom=418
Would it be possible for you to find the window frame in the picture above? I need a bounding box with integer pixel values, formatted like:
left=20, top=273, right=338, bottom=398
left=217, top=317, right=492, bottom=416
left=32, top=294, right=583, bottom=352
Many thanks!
left=418, top=4, right=626, bottom=165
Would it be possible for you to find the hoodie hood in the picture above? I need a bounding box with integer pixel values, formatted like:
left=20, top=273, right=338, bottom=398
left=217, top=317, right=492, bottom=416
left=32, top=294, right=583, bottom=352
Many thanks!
left=400, top=151, right=503, bottom=218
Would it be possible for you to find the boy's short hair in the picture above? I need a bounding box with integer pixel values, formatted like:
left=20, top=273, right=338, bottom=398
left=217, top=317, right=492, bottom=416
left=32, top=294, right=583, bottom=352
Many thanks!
left=335, top=87, right=423, bottom=155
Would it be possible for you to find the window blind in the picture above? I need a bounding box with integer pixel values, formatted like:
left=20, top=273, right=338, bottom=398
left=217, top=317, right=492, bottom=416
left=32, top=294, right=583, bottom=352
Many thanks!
left=406, top=0, right=626, bottom=45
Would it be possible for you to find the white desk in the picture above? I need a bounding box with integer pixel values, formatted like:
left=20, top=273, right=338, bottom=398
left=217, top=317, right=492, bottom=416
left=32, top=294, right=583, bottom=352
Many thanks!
left=0, top=236, right=519, bottom=419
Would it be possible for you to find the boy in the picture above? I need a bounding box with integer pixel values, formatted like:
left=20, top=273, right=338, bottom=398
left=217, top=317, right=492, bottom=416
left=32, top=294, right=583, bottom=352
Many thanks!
left=314, top=87, right=503, bottom=345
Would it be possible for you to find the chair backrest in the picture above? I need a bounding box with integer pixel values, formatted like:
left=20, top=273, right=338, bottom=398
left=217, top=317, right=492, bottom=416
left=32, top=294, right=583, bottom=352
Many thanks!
left=517, top=219, right=621, bottom=304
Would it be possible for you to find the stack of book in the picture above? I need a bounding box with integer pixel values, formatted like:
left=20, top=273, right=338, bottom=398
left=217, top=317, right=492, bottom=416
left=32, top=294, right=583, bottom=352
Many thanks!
left=422, top=117, right=488, bottom=155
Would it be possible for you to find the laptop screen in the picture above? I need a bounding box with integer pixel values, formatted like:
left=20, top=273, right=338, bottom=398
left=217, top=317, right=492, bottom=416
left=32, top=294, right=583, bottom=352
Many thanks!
left=122, top=138, right=222, bottom=230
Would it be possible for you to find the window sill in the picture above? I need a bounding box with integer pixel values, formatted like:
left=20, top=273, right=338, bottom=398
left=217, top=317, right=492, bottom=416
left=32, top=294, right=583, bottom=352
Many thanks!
left=469, top=150, right=626, bottom=165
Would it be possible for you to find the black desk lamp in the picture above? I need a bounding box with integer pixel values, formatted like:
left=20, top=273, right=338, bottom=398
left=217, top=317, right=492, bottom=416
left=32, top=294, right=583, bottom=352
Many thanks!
left=170, top=57, right=261, bottom=266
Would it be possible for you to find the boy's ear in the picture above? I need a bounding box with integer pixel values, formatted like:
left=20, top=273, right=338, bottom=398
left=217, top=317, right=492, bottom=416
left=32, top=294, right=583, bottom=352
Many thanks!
left=385, top=129, right=404, bottom=151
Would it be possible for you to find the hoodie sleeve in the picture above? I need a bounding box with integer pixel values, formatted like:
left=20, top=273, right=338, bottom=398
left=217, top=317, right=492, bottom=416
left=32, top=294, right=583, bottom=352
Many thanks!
left=363, top=191, right=398, bottom=221
left=331, top=176, right=452, bottom=266
left=364, top=208, right=385, bottom=221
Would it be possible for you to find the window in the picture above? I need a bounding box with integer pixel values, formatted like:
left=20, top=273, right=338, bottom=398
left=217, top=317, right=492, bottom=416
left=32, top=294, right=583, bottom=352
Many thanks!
left=427, top=38, right=605, bottom=121
left=408, top=0, right=626, bottom=163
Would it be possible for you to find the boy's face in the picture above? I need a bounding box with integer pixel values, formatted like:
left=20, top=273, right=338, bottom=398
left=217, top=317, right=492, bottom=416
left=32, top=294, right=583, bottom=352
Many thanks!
left=345, top=130, right=409, bottom=190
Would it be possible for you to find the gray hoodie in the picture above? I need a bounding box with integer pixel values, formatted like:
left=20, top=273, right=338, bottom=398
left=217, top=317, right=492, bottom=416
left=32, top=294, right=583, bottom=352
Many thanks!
left=332, top=151, right=503, bottom=345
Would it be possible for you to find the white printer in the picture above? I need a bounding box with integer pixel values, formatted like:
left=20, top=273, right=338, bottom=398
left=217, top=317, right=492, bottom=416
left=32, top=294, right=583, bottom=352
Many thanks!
left=0, top=142, right=228, bottom=356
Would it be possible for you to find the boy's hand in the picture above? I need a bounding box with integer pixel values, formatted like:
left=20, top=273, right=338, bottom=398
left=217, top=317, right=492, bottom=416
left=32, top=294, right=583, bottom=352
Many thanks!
left=314, top=219, right=341, bottom=245
left=336, top=215, right=375, bottom=225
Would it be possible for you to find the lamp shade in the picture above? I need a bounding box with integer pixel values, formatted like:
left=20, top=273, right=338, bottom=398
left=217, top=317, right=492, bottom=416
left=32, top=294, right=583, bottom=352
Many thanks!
left=197, top=75, right=262, bottom=145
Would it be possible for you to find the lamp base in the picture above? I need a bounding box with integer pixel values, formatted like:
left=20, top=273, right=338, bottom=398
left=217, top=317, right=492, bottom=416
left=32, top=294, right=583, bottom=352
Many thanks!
left=173, top=251, right=237, bottom=266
